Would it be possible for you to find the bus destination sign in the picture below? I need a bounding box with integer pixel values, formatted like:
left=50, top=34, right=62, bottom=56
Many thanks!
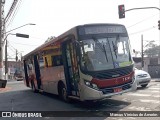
left=84, top=26, right=126, bottom=35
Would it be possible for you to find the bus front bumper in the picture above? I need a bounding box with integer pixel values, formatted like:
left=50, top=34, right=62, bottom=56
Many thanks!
left=81, top=83, right=133, bottom=101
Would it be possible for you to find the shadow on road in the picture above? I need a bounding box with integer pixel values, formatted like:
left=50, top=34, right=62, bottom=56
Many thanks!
left=41, top=91, right=131, bottom=111
left=0, top=86, right=131, bottom=118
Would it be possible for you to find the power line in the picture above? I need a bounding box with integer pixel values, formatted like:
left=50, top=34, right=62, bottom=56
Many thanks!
left=127, top=13, right=159, bottom=29
left=129, top=26, right=156, bottom=36
left=5, top=0, right=18, bottom=23
left=30, top=36, right=46, bottom=41
left=9, top=41, right=39, bottom=46
left=8, top=46, right=16, bottom=53
left=8, top=42, right=16, bottom=50
left=6, top=0, right=23, bottom=28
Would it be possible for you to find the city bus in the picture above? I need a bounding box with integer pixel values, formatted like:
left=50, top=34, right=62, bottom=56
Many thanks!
left=23, top=24, right=135, bottom=102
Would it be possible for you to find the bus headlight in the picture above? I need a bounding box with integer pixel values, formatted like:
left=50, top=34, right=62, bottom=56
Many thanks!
left=84, top=80, right=99, bottom=90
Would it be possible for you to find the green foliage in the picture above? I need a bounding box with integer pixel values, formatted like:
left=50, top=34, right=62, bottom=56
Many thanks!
left=144, top=41, right=160, bottom=57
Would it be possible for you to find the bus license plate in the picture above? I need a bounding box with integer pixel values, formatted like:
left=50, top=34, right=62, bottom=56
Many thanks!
left=114, top=87, right=122, bottom=93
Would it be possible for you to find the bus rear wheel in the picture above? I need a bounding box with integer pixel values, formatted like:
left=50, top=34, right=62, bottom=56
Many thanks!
left=31, top=80, right=38, bottom=93
left=58, top=84, right=70, bottom=102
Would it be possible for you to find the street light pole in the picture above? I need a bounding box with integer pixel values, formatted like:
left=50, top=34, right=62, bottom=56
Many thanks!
left=4, top=33, right=29, bottom=79
left=0, top=23, right=35, bottom=83
left=141, top=35, right=144, bottom=69
left=4, top=33, right=15, bottom=80
left=5, top=23, right=36, bottom=34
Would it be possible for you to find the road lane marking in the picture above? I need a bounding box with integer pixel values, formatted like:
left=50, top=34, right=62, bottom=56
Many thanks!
left=128, top=106, right=151, bottom=111
left=148, top=88, right=160, bottom=90
left=139, top=99, right=160, bottom=104
left=126, top=92, right=160, bottom=98
left=153, top=95, right=160, bottom=98
left=137, top=90, right=160, bottom=93
left=148, top=90, right=160, bottom=92
left=127, top=93, right=150, bottom=97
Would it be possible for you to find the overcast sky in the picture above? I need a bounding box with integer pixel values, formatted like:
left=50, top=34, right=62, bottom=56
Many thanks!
left=4, top=0, right=160, bottom=58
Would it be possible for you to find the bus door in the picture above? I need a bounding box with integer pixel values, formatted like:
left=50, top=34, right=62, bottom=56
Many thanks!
left=23, top=60, right=29, bottom=87
left=33, top=55, right=41, bottom=89
left=62, top=40, right=80, bottom=97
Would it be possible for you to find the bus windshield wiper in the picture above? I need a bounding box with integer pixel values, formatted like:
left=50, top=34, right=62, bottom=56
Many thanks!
left=112, top=35, right=120, bottom=59
left=92, top=37, right=108, bottom=62
left=112, top=41, right=117, bottom=58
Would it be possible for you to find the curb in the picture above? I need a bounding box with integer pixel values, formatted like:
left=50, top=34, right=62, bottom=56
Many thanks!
left=152, top=79, right=160, bottom=82
left=0, top=87, right=11, bottom=93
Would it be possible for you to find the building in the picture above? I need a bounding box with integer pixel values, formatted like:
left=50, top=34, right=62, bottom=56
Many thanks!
left=133, top=57, right=160, bottom=78
left=3, top=61, right=23, bottom=79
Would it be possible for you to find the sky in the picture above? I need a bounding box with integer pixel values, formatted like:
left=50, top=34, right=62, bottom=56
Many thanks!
left=4, top=0, right=160, bottom=59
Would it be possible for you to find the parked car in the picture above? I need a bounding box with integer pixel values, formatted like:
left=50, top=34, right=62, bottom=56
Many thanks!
left=133, top=68, right=151, bottom=90
left=14, top=70, right=23, bottom=81
left=15, top=75, right=23, bottom=81
left=14, top=73, right=23, bottom=81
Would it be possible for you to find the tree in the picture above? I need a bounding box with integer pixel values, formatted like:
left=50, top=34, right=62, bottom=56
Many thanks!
left=143, top=41, right=160, bottom=57
left=44, top=36, right=56, bottom=43
left=144, top=40, right=157, bottom=48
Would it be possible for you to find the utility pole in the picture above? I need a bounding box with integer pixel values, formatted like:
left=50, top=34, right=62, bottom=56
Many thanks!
left=0, top=0, right=5, bottom=79
left=159, top=0, right=160, bottom=56
left=0, top=0, right=7, bottom=87
left=5, top=40, right=7, bottom=79
left=141, top=35, right=144, bottom=69
left=16, top=49, right=18, bottom=61
left=0, top=0, right=2, bottom=79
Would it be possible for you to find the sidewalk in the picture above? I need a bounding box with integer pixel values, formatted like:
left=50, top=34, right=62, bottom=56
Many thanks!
left=0, top=86, right=11, bottom=93
left=152, top=78, right=160, bottom=82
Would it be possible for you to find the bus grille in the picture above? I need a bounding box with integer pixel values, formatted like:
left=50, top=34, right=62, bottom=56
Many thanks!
left=93, top=66, right=132, bottom=79
left=101, top=83, right=132, bottom=94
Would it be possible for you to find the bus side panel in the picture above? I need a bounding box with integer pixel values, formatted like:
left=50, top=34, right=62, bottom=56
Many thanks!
left=40, top=66, right=65, bottom=94
left=48, top=66, right=66, bottom=95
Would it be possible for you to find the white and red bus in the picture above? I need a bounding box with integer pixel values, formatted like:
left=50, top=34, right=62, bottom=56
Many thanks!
left=23, top=24, right=134, bottom=102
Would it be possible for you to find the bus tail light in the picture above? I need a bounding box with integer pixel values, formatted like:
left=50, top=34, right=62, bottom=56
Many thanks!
left=84, top=80, right=99, bottom=90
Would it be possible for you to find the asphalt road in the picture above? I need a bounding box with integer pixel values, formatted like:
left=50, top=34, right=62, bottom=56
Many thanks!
left=0, top=79, right=159, bottom=120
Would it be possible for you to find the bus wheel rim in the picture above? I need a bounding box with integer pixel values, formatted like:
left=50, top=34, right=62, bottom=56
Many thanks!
left=62, top=88, right=67, bottom=100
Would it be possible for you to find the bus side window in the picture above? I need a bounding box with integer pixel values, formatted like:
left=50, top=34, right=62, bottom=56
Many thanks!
left=52, top=55, right=63, bottom=66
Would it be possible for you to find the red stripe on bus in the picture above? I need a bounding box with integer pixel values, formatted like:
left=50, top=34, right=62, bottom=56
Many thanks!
left=91, top=72, right=134, bottom=88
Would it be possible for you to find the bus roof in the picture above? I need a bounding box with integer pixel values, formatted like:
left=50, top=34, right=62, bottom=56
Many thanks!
left=23, top=26, right=77, bottom=59
left=23, top=23, right=125, bottom=59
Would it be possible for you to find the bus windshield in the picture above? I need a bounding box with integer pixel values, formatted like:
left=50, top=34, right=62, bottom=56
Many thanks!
left=80, top=36, right=132, bottom=71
